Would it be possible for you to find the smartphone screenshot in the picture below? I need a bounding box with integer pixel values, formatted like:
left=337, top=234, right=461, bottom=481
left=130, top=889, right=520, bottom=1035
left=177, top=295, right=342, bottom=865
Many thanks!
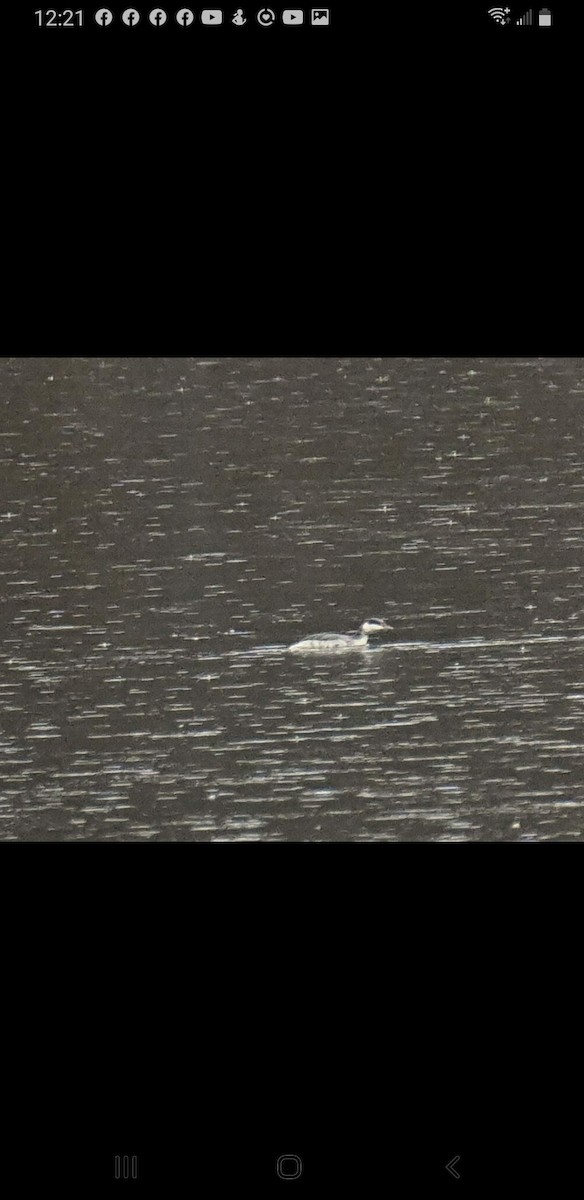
left=0, top=3, right=580, bottom=1193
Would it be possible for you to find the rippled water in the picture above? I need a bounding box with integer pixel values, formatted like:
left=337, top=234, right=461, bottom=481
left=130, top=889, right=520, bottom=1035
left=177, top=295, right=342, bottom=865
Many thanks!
left=1, top=355, right=584, bottom=840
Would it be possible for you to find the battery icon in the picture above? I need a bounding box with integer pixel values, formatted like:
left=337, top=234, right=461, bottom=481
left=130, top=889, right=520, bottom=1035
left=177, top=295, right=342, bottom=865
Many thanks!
left=538, top=8, right=552, bottom=24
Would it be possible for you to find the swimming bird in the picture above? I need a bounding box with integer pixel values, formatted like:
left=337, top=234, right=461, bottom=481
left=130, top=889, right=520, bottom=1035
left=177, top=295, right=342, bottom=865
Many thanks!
left=288, top=617, right=391, bottom=653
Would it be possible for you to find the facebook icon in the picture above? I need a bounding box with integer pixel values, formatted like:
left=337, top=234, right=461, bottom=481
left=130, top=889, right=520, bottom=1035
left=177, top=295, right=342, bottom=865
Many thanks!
left=121, top=8, right=141, bottom=24
left=148, top=8, right=168, bottom=24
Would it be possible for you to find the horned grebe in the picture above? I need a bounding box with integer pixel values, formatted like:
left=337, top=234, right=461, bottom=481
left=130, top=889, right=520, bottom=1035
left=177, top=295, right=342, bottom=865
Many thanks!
left=288, top=617, right=391, bottom=653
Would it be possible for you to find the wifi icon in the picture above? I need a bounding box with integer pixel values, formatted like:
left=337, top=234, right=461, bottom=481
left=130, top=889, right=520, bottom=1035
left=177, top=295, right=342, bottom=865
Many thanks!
left=488, top=7, right=511, bottom=22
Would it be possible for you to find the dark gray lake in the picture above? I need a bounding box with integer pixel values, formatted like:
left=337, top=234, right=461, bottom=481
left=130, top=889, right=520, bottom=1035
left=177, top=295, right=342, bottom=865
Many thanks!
left=1, top=356, right=584, bottom=840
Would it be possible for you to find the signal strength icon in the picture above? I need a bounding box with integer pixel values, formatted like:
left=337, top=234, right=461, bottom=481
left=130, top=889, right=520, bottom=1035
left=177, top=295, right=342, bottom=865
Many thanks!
left=517, top=9, right=534, bottom=22
left=487, top=7, right=511, bottom=23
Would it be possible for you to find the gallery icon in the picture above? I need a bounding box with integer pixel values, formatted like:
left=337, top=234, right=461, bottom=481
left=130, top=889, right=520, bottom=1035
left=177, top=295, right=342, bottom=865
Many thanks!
left=201, top=8, right=223, bottom=21
left=311, top=7, right=329, bottom=22
left=257, top=7, right=275, bottom=24
left=283, top=9, right=304, bottom=22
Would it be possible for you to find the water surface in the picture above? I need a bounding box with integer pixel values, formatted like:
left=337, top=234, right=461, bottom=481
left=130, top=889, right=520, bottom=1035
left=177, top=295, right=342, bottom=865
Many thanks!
left=1, top=355, right=583, bottom=840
